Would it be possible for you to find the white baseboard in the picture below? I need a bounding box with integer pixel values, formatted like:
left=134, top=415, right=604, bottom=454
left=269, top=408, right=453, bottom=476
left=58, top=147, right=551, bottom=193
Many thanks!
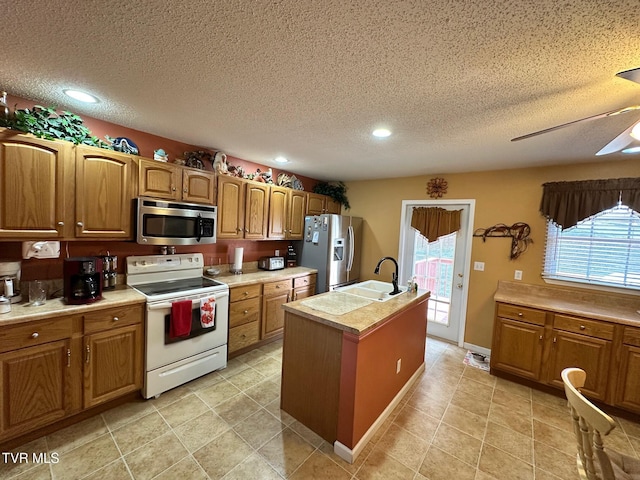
left=334, top=363, right=426, bottom=464
left=463, top=342, right=491, bottom=357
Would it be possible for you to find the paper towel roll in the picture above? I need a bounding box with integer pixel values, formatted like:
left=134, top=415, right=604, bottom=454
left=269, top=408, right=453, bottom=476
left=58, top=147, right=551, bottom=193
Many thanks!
left=233, top=247, right=244, bottom=271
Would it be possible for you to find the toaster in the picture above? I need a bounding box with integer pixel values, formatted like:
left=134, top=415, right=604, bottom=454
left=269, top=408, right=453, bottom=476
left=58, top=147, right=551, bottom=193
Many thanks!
left=258, top=256, right=285, bottom=271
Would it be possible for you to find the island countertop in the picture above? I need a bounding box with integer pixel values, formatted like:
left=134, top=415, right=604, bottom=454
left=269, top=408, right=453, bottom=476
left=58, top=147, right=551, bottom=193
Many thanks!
left=282, top=288, right=430, bottom=335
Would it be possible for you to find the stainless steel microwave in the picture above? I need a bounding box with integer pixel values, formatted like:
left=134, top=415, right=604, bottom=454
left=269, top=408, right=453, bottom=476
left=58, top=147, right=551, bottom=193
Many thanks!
left=136, top=197, right=217, bottom=245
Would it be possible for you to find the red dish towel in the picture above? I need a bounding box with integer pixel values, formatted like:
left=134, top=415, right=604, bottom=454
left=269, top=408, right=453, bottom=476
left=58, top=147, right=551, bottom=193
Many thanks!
left=170, top=300, right=193, bottom=338
left=200, top=297, right=216, bottom=329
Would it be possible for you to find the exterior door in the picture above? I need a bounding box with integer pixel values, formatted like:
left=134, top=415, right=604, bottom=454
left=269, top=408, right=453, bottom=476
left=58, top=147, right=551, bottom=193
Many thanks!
left=399, top=200, right=474, bottom=345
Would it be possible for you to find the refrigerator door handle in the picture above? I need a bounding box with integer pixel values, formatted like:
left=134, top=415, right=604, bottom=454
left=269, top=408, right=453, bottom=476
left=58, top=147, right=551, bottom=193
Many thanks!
left=347, top=225, right=354, bottom=272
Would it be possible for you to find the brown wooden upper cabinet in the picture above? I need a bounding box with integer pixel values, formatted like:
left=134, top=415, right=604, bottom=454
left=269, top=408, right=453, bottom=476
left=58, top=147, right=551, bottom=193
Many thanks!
left=306, top=192, right=341, bottom=215
left=217, top=176, right=309, bottom=241
left=0, top=132, right=72, bottom=238
left=74, top=146, right=135, bottom=239
left=137, top=158, right=216, bottom=205
left=0, top=131, right=135, bottom=240
left=217, top=176, right=269, bottom=239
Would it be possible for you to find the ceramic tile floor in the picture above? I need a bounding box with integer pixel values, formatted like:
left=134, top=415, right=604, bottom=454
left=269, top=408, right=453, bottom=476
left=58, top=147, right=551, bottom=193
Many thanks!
left=3, top=337, right=640, bottom=480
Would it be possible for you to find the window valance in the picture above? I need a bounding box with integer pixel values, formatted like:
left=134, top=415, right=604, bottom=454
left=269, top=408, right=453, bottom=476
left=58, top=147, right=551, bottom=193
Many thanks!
left=411, top=207, right=461, bottom=242
left=540, top=177, right=640, bottom=229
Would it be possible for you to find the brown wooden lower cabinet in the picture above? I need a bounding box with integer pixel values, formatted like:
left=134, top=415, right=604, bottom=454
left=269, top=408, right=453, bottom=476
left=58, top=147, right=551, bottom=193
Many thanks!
left=491, top=301, right=639, bottom=414
left=0, top=303, right=144, bottom=443
left=228, top=273, right=317, bottom=356
left=0, top=340, right=73, bottom=440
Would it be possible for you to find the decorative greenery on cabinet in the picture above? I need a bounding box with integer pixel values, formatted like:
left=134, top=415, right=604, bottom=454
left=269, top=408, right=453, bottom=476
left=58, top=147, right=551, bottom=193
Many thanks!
left=312, top=181, right=350, bottom=209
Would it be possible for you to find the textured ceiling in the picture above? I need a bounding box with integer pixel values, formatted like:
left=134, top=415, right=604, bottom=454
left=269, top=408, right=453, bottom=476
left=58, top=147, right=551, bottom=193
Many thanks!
left=3, top=0, right=640, bottom=181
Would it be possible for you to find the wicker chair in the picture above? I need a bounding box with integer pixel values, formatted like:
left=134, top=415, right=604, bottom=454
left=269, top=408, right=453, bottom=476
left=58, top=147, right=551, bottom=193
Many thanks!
left=562, top=368, right=640, bottom=480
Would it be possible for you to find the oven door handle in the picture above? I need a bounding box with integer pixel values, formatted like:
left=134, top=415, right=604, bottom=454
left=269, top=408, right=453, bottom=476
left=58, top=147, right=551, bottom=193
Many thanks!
left=148, top=299, right=203, bottom=311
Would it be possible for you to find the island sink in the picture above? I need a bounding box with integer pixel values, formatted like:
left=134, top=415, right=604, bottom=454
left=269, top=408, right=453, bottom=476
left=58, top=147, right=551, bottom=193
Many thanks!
left=335, top=280, right=407, bottom=302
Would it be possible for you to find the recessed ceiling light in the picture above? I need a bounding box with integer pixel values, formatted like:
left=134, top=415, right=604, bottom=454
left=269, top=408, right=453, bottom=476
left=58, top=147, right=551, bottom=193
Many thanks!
left=274, top=156, right=289, bottom=163
left=372, top=128, right=392, bottom=138
left=63, top=89, right=99, bottom=103
left=622, top=146, right=640, bottom=154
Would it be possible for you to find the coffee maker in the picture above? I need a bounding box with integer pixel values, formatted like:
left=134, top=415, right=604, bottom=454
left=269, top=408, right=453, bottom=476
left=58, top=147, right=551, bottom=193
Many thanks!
left=64, top=257, right=103, bottom=304
left=0, top=260, right=22, bottom=303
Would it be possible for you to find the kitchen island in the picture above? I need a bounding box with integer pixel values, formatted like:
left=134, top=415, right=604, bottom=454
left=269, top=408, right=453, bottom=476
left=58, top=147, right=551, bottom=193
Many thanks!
left=281, top=287, right=430, bottom=463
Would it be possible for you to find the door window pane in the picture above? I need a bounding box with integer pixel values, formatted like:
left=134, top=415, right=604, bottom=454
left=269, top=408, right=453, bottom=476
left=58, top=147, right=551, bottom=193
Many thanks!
left=413, top=232, right=456, bottom=326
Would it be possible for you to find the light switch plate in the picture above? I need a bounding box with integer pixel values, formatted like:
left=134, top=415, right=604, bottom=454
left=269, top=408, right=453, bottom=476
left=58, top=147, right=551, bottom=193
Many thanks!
left=474, top=261, right=485, bottom=271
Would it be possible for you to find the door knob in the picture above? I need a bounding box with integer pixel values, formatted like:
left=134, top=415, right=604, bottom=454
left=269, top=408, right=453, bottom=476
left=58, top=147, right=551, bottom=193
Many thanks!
left=76, top=221, right=84, bottom=227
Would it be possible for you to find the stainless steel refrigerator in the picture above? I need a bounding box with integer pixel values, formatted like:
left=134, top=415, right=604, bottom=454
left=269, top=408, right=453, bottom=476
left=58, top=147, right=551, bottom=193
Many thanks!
left=299, top=214, right=363, bottom=293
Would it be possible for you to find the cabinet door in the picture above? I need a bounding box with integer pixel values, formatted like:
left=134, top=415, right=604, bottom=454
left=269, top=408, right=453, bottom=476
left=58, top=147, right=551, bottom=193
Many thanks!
left=245, top=182, right=269, bottom=239
left=616, top=345, right=640, bottom=413
left=75, top=146, right=134, bottom=239
left=490, top=317, right=544, bottom=380
left=0, top=133, right=72, bottom=238
left=306, top=193, right=325, bottom=215
left=217, top=176, right=245, bottom=238
left=84, top=324, right=143, bottom=408
left=262, top=291, right=290, bottom=339
left=138, top=158, right=180, bottom=200
left=325, top=198, right=341, bottom=214
left=0, top=340, right=72, bottom=439
left=182, top=169, right=216, bottom=204
left=287, top=190, right=306, bottom=239
left=268, top=186, right=288, bottom=239
left=545, top=330, right=611, bottom=401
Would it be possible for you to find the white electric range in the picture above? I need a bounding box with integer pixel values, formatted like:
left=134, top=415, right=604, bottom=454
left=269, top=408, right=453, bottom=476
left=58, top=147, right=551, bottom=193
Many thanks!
left=126, top=253, right=229, bottom=398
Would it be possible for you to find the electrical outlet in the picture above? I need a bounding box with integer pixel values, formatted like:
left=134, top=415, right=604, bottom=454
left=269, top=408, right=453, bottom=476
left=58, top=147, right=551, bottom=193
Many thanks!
left=474, top=261, right=485, bottom=271
left=275, top=249, right=280, bottom=256
left=514, top=270, right=523, bottom=280
left=396, top=358, right=402, bottom=374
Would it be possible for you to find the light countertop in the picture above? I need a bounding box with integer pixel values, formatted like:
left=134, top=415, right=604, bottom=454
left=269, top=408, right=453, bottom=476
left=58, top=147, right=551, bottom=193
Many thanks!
left=210, top=267, right=317, bottom=287
left=283, top=289, right=430, bottom=335
left=0, top=286, right=146, bottom=326
left=494, top=280, right=640, bottom=326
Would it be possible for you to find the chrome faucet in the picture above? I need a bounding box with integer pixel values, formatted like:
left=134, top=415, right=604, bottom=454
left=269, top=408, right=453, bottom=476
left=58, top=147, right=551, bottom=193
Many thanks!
left=374, top=256, right=402, bottom=295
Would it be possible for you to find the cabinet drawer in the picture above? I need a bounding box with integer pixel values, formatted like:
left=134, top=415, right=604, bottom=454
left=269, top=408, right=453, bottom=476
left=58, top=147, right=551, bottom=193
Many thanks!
left=496, top=303, right=546, bottom=326
left=229, top=321, right=260, bottom=353
left=263, top=279, right=292, bottom=297
left=0, top=317, right=73, bottom=353
left=230, top=284, right=262, bottom=302
left=553, top=314, right=614, bottom=340
left=294, top=275, right=316, bottom=289
left=84, top=305, right=143, bottom=334
left=623, top=326, right=640, bottom=347
left=229, top=297, right=261, bottom=328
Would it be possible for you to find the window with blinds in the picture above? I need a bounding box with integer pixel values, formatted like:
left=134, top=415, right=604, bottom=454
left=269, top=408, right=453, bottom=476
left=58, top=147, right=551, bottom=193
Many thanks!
left=543, top=204, right=640, bottom=290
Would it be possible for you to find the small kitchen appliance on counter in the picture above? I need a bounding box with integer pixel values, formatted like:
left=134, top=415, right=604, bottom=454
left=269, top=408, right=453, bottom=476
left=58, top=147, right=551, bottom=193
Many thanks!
left=258, top=256, right=285, bottom=271
left=64, top=257, right=103, bottom=304
left=0, top=260, right=22, bottom=303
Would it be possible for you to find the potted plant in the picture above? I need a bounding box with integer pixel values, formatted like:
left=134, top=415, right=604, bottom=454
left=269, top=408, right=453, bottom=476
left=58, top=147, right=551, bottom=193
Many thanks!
left=1, top=105, right=110, bottom=148
left=312, top=181, right=350, bottom=209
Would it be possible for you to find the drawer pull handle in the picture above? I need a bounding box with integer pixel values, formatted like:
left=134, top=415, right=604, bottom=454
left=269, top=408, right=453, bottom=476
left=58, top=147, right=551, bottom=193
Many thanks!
left=243, top=310, right=249, bottom=314
left=113, top=316, right=119, bottom=322
left=241, top=334, right=246, bottom=339
left=67, top=348, right=71, bottom=367
left=580, top=325, right=586, bottom=330
left=517, top=312, right=523, bottom=317
left=243, top=291, right=249, bottom=296
left=276, top=285, right=281, bottom=289
left=31, top=332, right=39, bottom=339
left=539, top=335, right=543, bottom=341
left=85, top=345, right=91, bottom=364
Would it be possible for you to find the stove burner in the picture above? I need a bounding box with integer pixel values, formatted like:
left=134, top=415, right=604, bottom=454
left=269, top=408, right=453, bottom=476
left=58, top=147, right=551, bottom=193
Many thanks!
left=133, top=277, right=225, bottom=297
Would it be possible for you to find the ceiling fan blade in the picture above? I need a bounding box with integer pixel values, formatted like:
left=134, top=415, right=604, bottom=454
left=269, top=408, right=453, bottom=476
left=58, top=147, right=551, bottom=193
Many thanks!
left=511, top=105, right=640, bottom=142
left=595, top=123, right=636, bottom=156
left=617, top=67, right=640, bottom=84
